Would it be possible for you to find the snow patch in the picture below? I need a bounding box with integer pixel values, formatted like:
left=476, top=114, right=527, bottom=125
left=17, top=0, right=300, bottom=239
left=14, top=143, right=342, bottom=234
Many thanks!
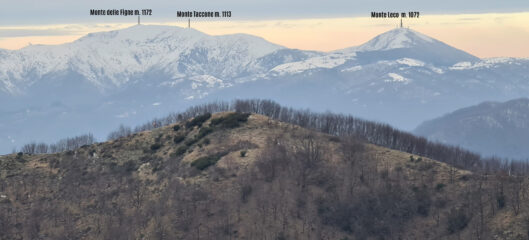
left=271, top=54, right=349, bottom=75
left=450, top=61, right=472, bottom=70
left=341, top=65, right=363, bottom=72
left=396, top=58, right=424, bottom=67
left=159, top=78, right=185, bottom=87
left=385, top=73, right=411, bottom=84
left=429, top=66, right=444, bottom=74
left=356, top=28, right=435, bottom=52
left=450, top=58, right=516, bottom=70
left=190, top=75, right=231, bottom=89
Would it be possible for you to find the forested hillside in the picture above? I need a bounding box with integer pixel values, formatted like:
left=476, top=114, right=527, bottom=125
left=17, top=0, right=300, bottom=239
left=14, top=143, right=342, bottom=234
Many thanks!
left=2, top=106, right=529, bottom=239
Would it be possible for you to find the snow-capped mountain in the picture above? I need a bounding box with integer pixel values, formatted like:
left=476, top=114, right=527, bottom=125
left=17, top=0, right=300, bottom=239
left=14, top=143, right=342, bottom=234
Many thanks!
left=337, top=28, right=479, bottom=65
left=355, top=28, right=437, bottom=51
left=0, top=25, right=315, bottom=96
left=1, top=25, right=528, bottom=156
left=414, top=98, right=529, bottom=159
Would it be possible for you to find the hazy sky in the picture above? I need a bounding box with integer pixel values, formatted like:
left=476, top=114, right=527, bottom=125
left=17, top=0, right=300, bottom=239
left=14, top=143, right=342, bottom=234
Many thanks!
left=0, top=0, right=528, bottom=57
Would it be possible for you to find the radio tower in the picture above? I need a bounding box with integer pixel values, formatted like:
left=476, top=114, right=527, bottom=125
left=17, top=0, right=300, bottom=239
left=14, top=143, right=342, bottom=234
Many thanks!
left=188, top=18, right=191, bottom=28
left=400, top=17, right=403, bottom=28
left=138, top=16, right=140, bottom=25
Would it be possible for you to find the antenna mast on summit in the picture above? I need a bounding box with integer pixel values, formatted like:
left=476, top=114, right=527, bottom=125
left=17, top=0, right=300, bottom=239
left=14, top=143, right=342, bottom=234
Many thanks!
left=400, top=17, right=403, bottom=28
left=138, top=15, right=140, bottom=25
left=188, top=18, right=191, bottom=28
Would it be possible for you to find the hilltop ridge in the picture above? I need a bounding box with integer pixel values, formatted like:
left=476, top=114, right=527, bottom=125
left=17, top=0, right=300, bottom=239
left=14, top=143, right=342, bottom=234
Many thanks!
left=1, top=111, right=528, bottom=239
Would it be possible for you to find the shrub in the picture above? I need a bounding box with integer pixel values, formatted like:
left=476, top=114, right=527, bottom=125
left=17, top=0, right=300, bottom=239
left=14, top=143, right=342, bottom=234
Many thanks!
left=173, top=135, right=185, bottom=144
left=150, top=143, right=162, bottom=151
left=155, top=134, right=163, bottom=142
left=190, top=152, right=229, bottom=170
left=211, top=112, right=250, bottom=129
left=191, top=155, right=222, bottom=170
left=185, top=138, right=199, bottom=146
left=210, top=117, right=222, bottom=125
left=240, top=150, right=247, bottom=157
left=186, top=113, right=212, bottom=128
left=447, top=208, right=470, bottom=233
left=414, top=188, right=431, bottom=216
left=123, top=160, right=138, bottom=172
left=152, top=161, right=164, bottom=172
left=202, top=138, right=211, bottom=145
left=174, top=146, right=188, bottom=156
left=197, top=127, right=213, bottom=139
left=435, top=183, right=446, bottom=191
left=173, top=124, right=181, bottom=131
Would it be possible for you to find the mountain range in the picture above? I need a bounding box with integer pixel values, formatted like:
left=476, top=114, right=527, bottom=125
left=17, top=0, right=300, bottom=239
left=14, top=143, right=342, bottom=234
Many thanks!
left=1, top=24, right=528, bottom=157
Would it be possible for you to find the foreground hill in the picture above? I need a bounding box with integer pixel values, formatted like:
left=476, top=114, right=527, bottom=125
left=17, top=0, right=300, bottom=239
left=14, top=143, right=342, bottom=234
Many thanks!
left=415, top=98, right=529, bottom=159
left=1, top=112, right=528, bottom=239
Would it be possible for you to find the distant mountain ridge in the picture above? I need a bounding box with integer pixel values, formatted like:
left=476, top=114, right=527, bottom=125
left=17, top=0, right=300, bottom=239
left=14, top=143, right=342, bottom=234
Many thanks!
left=0, top=26, right=490, bottom=97
left=414, top=98, right=529, bottom=159
left=0, top=25, right=297, bottom=95
left=1, top=25, right=529, bottom=155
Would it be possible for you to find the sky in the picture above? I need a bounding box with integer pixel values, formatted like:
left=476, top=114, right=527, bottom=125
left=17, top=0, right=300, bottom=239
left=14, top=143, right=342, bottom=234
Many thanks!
left=0, top=0, right=528, bottom=58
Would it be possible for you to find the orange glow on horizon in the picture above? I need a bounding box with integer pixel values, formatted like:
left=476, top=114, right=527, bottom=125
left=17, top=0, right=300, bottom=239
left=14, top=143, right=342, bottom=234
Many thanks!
left=1, top=12, right=528, bottom=58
